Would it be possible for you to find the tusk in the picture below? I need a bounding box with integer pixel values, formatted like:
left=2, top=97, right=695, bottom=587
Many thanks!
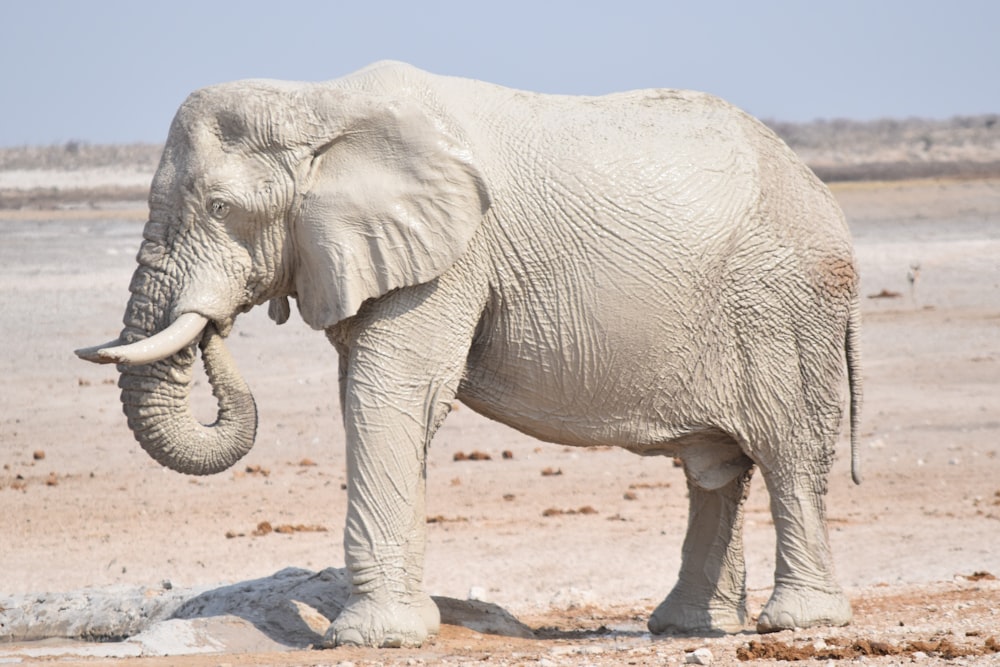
left=75, top=312, right=209, bottom=366
left=75, top=338, right=127, bottom=364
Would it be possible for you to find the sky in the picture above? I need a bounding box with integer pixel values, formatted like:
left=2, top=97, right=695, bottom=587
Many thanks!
left=3, top=0, right=998, bottom=147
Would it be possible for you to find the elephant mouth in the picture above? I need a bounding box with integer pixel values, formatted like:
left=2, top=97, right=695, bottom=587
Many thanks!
left=75, top=312, right=211, bottom=366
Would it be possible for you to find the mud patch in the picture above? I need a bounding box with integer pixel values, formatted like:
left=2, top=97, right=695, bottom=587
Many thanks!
left=737, top=635, right=1000, bottom=661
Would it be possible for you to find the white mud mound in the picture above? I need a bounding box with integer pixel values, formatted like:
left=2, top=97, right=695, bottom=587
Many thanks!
left=0, top=567, right=533, bottom=658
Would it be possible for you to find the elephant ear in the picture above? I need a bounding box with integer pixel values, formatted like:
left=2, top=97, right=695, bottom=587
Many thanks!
left=292, top=93, right=491, bottom=329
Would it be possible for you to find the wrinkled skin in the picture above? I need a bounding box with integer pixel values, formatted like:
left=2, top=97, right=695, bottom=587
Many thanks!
left=79, top=61, right=862, bottom=648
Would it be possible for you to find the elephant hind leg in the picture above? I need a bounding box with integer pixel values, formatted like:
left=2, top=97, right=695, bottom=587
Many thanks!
left=648, top=459, right=754, bottom=635
left=756, top=458, right=851, bottom=632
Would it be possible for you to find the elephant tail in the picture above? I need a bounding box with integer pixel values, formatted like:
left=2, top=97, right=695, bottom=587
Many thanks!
left=846, top=297, right=863, bottom=485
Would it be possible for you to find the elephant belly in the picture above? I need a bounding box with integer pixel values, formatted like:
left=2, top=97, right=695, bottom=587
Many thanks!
left=457, top=301, right=724, bottom=451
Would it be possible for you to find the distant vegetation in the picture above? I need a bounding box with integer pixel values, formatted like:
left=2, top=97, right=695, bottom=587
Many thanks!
left=2, top=115, right=999, bottom=184
left=0, top=142, right=162, bottom=171
left=767, top=114, right=1000, bottom=181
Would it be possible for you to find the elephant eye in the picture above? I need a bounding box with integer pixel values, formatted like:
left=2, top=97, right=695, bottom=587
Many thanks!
left=208, top=199, right=230, bottom=220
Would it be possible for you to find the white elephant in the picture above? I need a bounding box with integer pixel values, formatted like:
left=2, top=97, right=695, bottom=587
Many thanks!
left=78, top=61, right=862, bottom=647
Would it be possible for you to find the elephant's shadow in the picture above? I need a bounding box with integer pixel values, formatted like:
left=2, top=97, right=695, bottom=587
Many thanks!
left=172, top=567, right=536, bottom=647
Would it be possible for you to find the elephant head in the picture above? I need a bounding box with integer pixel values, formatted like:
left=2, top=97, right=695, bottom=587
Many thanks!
left=77, top=77, right=490, bottom=475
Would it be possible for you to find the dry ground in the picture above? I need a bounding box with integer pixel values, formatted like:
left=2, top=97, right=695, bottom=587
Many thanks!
left=2, top=177, right=1000, bottom=665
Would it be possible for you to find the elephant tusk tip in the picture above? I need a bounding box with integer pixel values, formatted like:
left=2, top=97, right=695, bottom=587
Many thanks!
left=75, top=344, right=123, bottom=364
left=76, top=313, right=210, bottom=366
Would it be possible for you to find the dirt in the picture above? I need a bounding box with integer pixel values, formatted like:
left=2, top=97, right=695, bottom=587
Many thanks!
left=2, top=177, right=1000, bottom=665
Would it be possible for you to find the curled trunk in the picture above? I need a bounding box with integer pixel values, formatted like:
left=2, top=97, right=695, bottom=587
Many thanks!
left=112, top=255, right=258, bottom=476
left=118, top=324, right=258, bottom=475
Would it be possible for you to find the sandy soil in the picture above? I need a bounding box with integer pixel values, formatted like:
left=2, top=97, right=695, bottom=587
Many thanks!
left=2, top=177, right=1000, bottom=665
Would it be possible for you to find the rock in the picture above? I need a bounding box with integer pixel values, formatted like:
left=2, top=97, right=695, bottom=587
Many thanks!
left=434, top=596, right=534, bottom=639
left=127, top=618, right=226, bottom=656
left=685, top=647, right=713, bottom=665
left=0, top=585, right=193, bottom=642
left=171, top=566, right=347, bottom=646
left=0, top=566, right=535, bottom=655
left=0, top=641, right=143, bottom=660
left=255, top=597, right=330, bottom=646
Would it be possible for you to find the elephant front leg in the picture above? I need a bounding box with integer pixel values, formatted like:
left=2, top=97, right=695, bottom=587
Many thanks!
left=405, top=461, right=441, bottom=636
left=325, top=409, right=436, bottom=648
left=649, top=464, right=754, bottom=635
left=324, top=315, right=470, bottom=648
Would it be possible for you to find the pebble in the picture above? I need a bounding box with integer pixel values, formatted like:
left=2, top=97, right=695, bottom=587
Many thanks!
left=685, top=647, right=713, bottom=665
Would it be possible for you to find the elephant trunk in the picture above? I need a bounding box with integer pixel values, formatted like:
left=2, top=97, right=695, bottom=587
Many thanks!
left=113, top=261, right=258, bottom=476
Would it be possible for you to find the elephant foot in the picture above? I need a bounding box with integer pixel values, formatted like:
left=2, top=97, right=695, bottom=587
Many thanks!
left=756, top=585, right=851, bottom=633
left=413, top=591, right=441, bottom=636
left=648, top=589, right=747, bottom=635
left=322, top=592, right=438, bottom=648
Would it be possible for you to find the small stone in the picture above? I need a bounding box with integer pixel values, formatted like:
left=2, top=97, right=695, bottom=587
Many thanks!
left=33, top=450, right=45, bottom=460
left=468, top=586, right=487, bottom=601
left=685, top=647, right=713, bottom=665
left=275, top=599, right=330, bottom=637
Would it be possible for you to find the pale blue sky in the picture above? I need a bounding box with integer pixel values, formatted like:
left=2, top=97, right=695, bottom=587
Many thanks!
left=3, top=0, right=997, bottom=146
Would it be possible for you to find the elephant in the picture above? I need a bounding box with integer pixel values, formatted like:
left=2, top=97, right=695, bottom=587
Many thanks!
left=77, top=60, right=862, bottom=648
